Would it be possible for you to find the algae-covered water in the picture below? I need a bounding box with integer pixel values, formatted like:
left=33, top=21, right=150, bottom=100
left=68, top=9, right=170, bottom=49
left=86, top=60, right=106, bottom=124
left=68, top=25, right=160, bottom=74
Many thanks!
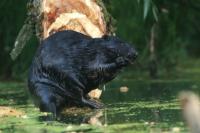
left=1, top=66, right=200, bottom=133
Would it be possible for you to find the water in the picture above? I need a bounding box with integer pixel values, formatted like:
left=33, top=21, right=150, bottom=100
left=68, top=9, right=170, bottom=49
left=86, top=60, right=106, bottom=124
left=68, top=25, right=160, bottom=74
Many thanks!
left=1, top=72, right=199, bottom=132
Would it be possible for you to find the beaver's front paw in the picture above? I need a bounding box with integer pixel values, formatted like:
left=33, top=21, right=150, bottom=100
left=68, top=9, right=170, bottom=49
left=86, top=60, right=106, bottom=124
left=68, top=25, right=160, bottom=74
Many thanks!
left=116, top=57, right=128, bottom=67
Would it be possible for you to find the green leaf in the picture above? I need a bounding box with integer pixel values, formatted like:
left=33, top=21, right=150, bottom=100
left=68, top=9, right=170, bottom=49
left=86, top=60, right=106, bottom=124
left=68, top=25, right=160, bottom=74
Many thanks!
left=152, top=5, right=158, bottom=22
left=143, top=0, right=151, bottom=20
left=10, top=23, right=33, bottom=60
left=137, top=0, right=141, bottom=3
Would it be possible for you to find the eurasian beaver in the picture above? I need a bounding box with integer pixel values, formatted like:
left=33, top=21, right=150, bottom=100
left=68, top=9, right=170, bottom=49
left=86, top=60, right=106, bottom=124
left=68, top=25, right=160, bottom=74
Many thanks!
left=28, top=30, right=137, bottom=116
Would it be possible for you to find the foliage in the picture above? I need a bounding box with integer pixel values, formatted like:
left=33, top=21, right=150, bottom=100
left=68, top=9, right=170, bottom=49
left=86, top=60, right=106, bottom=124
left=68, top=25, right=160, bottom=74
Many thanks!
left=106, top=0, right=200, bottom=73
left=0, top=0, right=200, bottom=79
left=137, top=0, right=158, bottom=21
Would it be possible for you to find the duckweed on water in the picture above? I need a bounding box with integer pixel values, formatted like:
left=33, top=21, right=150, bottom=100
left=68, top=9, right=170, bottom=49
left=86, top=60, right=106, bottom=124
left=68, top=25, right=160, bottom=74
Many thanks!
left=1, top=74, right=197, bottom=132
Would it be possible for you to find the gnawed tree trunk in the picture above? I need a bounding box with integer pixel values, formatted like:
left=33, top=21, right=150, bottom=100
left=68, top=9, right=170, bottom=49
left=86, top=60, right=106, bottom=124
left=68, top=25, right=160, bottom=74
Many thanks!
left=11, top=0, right=114, bottom=60
left=11, top=0, right=115, bottom=98
left=33, top=0, right=114, bottom=39
left=42, top=0, right=105, bottom=38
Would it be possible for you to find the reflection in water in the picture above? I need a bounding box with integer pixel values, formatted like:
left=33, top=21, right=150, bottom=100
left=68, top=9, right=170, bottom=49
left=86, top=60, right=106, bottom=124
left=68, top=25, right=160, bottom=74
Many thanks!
left=2, top=75, right=200, bottom=133
left=59, top=109, right=108, bottom=126
left=6, top=78, right=198, bottom=133
left=37, top=80, right=200, bottom=127
left=82, top=110, right=105, bottom=126
left=39, top=109, right=107, bottom=125
left=100, top=80, right=199, bottom=125
left=102, top=80, right=195, bottom=103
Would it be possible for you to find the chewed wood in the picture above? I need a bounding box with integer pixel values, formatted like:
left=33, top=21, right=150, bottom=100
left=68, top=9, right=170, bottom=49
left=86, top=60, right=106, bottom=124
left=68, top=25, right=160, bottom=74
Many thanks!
left=42, top=0, right=107, bottom=38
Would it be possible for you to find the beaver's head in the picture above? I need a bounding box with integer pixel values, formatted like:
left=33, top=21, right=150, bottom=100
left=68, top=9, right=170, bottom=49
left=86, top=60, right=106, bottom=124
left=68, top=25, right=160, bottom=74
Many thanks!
left=102, top=35, right=138, bottom=65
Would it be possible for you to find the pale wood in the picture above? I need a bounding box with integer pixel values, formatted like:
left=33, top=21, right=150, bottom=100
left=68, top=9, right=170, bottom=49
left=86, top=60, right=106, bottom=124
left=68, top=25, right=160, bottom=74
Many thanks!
left=41, top=0, right=108, bottom=39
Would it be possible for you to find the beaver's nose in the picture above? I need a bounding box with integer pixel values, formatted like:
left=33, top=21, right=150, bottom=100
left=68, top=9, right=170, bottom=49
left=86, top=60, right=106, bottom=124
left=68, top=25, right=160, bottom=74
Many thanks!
left=133, top=51, right=138, bottom=59
left=128, top=51, right=138, bottom=59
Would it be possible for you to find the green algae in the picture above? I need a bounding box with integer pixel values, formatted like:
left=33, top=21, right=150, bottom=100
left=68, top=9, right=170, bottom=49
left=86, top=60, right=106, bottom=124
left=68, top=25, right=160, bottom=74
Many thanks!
left=1, top=72, right=198, bottom=132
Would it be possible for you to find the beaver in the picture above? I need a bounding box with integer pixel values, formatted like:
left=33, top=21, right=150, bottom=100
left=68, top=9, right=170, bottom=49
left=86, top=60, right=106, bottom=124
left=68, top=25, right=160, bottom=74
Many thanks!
left=28, top=30, right=137, bottom=116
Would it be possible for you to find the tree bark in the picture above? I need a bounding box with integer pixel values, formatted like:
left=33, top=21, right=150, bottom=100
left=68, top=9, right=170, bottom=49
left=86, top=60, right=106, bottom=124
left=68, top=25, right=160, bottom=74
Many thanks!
left=149, top=23, right=157, bottom=78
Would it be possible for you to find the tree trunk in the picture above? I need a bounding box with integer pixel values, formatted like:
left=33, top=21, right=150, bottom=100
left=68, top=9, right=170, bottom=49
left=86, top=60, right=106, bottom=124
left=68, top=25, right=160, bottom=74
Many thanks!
left=30, top=0, right=114, bottom=40
left=149, top=23, right=157, bottom=78
left=10, top=0, right=114, bottom=60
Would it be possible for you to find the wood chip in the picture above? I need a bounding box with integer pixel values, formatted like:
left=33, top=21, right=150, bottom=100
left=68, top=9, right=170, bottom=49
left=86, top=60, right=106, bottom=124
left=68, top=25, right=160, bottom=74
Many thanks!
left=120, top=86, right=129, bottom=93
left=88, top=89, right=102, bottom=99
left=0, top=106, right=23, bottom=117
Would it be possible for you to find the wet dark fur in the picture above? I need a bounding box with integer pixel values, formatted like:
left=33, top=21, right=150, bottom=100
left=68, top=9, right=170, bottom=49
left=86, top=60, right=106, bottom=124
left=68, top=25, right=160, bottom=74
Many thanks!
left=28, top=30, right=137, bottom=116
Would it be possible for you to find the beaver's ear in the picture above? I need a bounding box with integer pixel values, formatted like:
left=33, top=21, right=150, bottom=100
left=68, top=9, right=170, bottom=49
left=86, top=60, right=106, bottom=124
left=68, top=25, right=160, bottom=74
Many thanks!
left=102, top=35, right=110, bottom=40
